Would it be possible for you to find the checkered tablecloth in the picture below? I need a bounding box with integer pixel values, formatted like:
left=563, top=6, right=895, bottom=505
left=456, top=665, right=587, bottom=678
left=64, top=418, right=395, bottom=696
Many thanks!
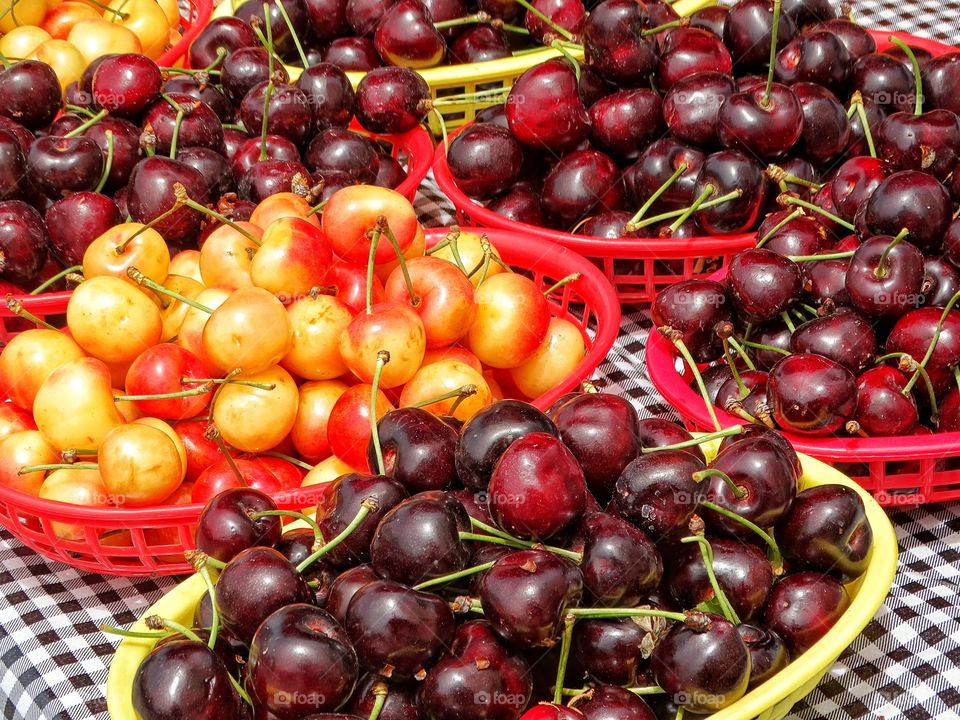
left=5, top=4, right=960, bottom=715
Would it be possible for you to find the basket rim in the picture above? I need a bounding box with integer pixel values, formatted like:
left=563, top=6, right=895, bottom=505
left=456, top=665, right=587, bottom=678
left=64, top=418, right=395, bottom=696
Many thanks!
left=105, top=443, right=898, bottom=720
left=157, top=0, right=214, bottom=68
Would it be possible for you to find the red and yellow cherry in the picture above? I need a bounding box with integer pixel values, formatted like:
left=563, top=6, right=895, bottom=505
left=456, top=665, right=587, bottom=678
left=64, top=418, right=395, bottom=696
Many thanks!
left=211, top=365, right=299, bottom=452
left=251, top=217, right=333, bottom=300
left=291, top=379, right=349, bottom=463
left=421, top=346, right=483, bottom=373
left=33, top=357, right=125, bottom=451
left=0, top=404, right=36, bottom=440
left=399, top=359, right=492, bottom=421
left=98, top=422, right=183, bottom=506
left=283, top=293, right=353, bottom=380
left=67, top=276, right=163, bottom=364
left=38, top=468, right=110, bottom=540
left=432, top=231, right=505, bottom=288
left=134, top=417, right=188, bottom=483
left=159, top=275, right=205, bottom=342
left=339, top=302, right=426, bottom=388
left=328, top=382, right=395, bottom=471
left=173, top=419, right=234, bottom=483
left=0, top=26, right=51, bottom=58
left=249, top=192, right=321, bottom=230
left=375, top=224, right=426, bottom=284
left=168, top=250, right=202, bottom=284
left=198, top=222, right=262, bottom=289
left=30, top=39, right=87, bottom=93
left=384, top=255, right=477, bottom=348
left=509, top=317, right=586, bottom=398
left=322, top=185, right=420, bottom=264
left=327, top=262, right=384, bottom=315
left=42, top=1, right=101, bottom=39
left=0, top=430, right=58, bottom=496
left=83, top=223, right=170, bottom=290
left=176, top=287, right=231, bottom=373
left=0, top=0, right=47, bottom=32
left=106, top=0, right=169, bottom=58
left=191, top=457, right=285, bottom=504
left=467, top=273, right=551, bottom=368
left=202, top=286, right=292, bottom=376
left=0, top=329, right=85, bottom=410
left=124, top=344, right=211, bottom=420
left=68, top=20, right=142, bottom=65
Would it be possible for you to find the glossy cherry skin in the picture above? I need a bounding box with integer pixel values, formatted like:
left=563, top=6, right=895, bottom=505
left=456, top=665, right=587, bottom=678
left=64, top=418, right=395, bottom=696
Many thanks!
left=845, top=234, right=925, bottom=319
left=325, top=36, right=383, bottom=71
left=774, top=29, right=850, bottom=93
left=246, top=604, right=359, bottom=717
left=368, top=408, right=458, bottom=492
left=325, top=565, right=379, bottom=626
left=756, top=210, right=825, bottom=257
left=571, top=686, right=655, bottom=720
left=450, top=24, right=511, bottom=63
left=541, top=150, right=623, bottom=228
left=669, top=537, right=773, bottom=621
left=195, top=487, right=282, bottom=563
left=215, top=546, right=312, bottom=645
left=657, top=28, right=733, bottom=92
left=448, top=123, right=524, bottom=199
left=221, top=47, right=285, bottom=106
left=455, top=400, right=558, bottom=491
left=524, top=0, right=585, bottom=43
left=579, top=512, right=662, bottom=607
left=635, top=417, right=706, bottom=463
left=370, top=493, right=470, bottom=586
left=877, top=109, right=960, bottom=181
left=305, top=128, right=378, bottom=183
left=724, top=0, right=796, bottom=69
left=693, top=150, right=767, bottom=235
left=188, top=16, right=258, bottom=69
left=651, top=279, right=730, bottom=362
left=0, top=200, right=47, bottom=287
left=27, top=136, right=103, bottom=198
left=479, top=549, right=583, bottom=648
left=768, top=353, right=858, bottom=436
left=573, top=618, right=648, bottom=686
left=126, top=156, right=209, bottom=247
left=506, top=59, right=589, bottom=154
left=792, top=82, right=850, bottom=166
left=234, top=0, right=311, bottom=57
left=346, top=579, right=456, bottom=680
left=240, top=82, right=313, bottom=148
left=589, top=89, right=663, bottom=161
left=790, top=308, right=876, bottom=373
left=46, top=192, right=120, bottom=266
left=91, top=54, right=162, bottom=120
left=374, top=0, right=445, bottom=68
left=886, top=307, right=960, bottom=395
left=850, top=53, right=914, bottom=112
left=348, top=675, right=419, bottom=720
left=355, top=66, right=429, bottom=133
left=737, top=625, right=790, bottom=690
left=164, top=75, right=233, bottom=124
left=316, top=472, right=408, bottom=567
left=662, top=71, right=736, bottom=148
left=651, top=614, right=750, bottom=713
left=0, top=129, right=25, bottom=201
left=519, top=706, right=584, bottom=720
left=0, top=61, right=61, bottom=131
left=488, top=431, right=587, bottom=540
left=830, top=156, right=887, bottom=222
left=863, top=170, right=952, bottom=252
left=133, top=640, right=239, bottom=720
left=416, top=620, right=533, bottom=720
left=624, top=138, right=704, bottom=213
left=764, top=572, right=850, bottom=655
left=296, top=63, right=356, bottom=131
left=614, top=450, right=706, bottom=543
left=239, top=159, right=313, bottom=202
left=581, top=0, right=657, bottom=87
left=923, top=52, right=960, bottom=114
left=726, top=248, right=803, bottom=324
left=717, top=83, right=804, bottom=161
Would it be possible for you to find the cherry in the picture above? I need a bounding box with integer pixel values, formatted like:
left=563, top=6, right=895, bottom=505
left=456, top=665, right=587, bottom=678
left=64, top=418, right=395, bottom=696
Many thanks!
left=581, top=0, right=657, bottom=87
left=92, top=54, right=162, bottom=120
left=449, top=25, right=511, bottom=63
left=525, top=0, right=585, bottom=43
left=921, top=258, right=960, bottom=308
left=222, top=128, right=253, bottom=162
left=46, top=192, right=119, bottom=266
left=724, top=0, right=796, bottom=69
left=923, top=52, right=960, bottom=115
left=768, top=352, right=857, bottom=435
left=416, top=620, right=533, bottom=720
left=246, top=604, right=359, bottom=716
left=614, top=449, right=705, bottom=543
left=717, top=81, right=803, bottom=161
left=579, top=212, right=649, bottom=240
left=737, top=624, right=789, bottom=689
left=231, top=135, right=301, bottom=177
left=488, top=187, right=544, bottom=225
left=221, top=47, right=287, bottom=107
left=519, top=705, right=584, bottom=720
left=448, top=123, right=524, bottom=199
left=662, top=71, right=736, bottom=148
left=774, top=29, right=850, bottom=93
left=422, top=0, right=467, bottom=35
left=657, top=28, right=733, bottom=91
left=346, top=579, right=456, bottom=679
left=693, top=150, right=767, bottom=235
left=849, top=53, right=914, bottom=112
left=177, top=147, right=236, bottom=199
left=305, top=129, right=378, bottom=183
left=726, top=248, right=803, bottom=323
left=790, top=308, right=876, bottom=373
left=163, top=76, right=233, bottom=124
left=756, top=209, right=825, bottom=257
left=815, top=18, right=875, bottom=58
left=375, top=0, right=446, bottom=68
left=764, top=571, right=850, bottom=655
left=375, top=153, right=407, bottom=189
left=347, top=0, right=396, bottom=35
left=0, top=200, right=47, bottom=287
left=27, top=136, right=103, bottom=198
left=234, top=0, right=311, bottom=58
left=866, top=170, right=952, bottom=253
left=195, top=486, right=283, bottom=563
left=829, top=155, right=887, bottom=221
left=0, top=61, right=61, bottom=132
left=541, top=150, right=624, bottom=227
left=651, top=279, right=730, bottom=362
left=589, top=89, right=663, bottom=162
left=456, top=400, right=558, bottom=492
left=240, top=82, right=314, bottom=148
left=355, top=66, right=430, bottom=133
left=636, top=417, right=706, bottom=463
left=126, top=156, right=209, bottom=247
left=239, top=159, right=314, bottom=202
left=571, top=686, right=656, bottom=720
left=885, top=307, right=960, bottom=394
left=479, top=549, right=583, bottom=647
left=325, top=37, right=383, bottom=71
left=878, top=109, right=960, bottom=181
left=845, top=233, right=925, bottom=318
left=316, top=472, right=408, bottom=567
left=791, top=82, right=850, bottom=166
left=624, top=139, right=704, bottom=214
left=846, top=95, right=886, bottom=156
left=133, top=640, right=239, bottom=720
left=573, top=618, right=648, bottom=686
left=325, top=565, right=379, bottom=626
left=579, top=512, right=662, bottom=607
left=507, top=59, right=589, bottom=153
left=188, top=17, right=259, bottom=69
left=349, top=674, right=420, bottom=720
left=650, top=613, right=750, bottom=713
left=368, top=408, right=459, bottom=492
left=0, top=130, right=25, bottom=201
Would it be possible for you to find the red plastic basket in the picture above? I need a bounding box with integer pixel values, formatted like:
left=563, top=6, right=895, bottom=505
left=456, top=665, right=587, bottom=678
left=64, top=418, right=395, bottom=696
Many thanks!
left=0, top=292, right=72, bottom=343
left=432, top=30, right=957, bottom=305
left=356, top=122, right=434, bottom=203
left=0, top=227, right=618, bottom=576
left=157, top=0, right=214, bottom=68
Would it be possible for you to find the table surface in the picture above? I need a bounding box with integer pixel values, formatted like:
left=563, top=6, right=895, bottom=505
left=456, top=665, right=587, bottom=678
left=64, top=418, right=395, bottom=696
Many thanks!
left=5, top=5, right=960, bottom=717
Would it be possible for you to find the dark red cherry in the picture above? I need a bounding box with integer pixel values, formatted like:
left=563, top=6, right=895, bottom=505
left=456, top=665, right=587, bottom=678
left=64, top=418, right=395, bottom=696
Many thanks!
left=449, top=24, right=511, bottom=63
left=374, top=152, right=407, bottom=189
left=877, top=109, right=960, bottom=181
left=27, top=136, right=103, bottom=198
left=507, top=59, right=588, bottom=153
left=488, top=186, right=543, bottom=225
left=163, top=76, right=233, bottom=124
left=580, top=512, right=662, bottom=607
left=177, top=147, right=235, bottom=199
left=144, top=94, right=225, bottom=155
left=624, top=139, right=704, bottom=214
left=369, top=407, right=458, bottom=492
left=0, top=199, right=47, bottom=287
left=194, top=487, right=283, bottom=564
left=187, top=16, right=258, bottom=70
left=657, top=27, right=733, bottom=91
left=589, top=89, right=663, bottom=161
left=524, top=0, right=585, bottom=42
left=355, top=66, right=430, bottom=133
left=325, top=37, right=383, bottom=71
left=662, top=71, right=736, bottom=148
left=717, top=83, right=804, bottom=161
left=781, top=0, right=836, bottom=26
left=240, top=82, right=313, bottom=147
left=304, top=0, right=350, bottom=40
left=829, top=155, right=887, bottom=221
left=125, top=156, right=210, bottom=246
left=863, top=170, right=951, bottom=253
left=325, top=565, right=379, bottom=626
left=478, top=549, right=583, bottom=647
left=448, top=123, right=524, bottom=199
left=726, top=248, right=803, bottom=323
left=92, top=53, right=162, bottom=119
left=0, top=60, right=61, bottom=131
left=792, top=82, right=850, bottom=166
left=541, top=150, right=623, bottom=228
left=570, top=685, right=656, bottom=720
left=221, top=47, right=288, bottom=107
left=737, top=624, right=789, bottom=690
left=581, top=0, right=657, bottom=87
left=349, top=675, right=419, bottom=720
left=347, top=0, right=396, bottom=35
left=756, top=209, right=825, bottom=257
left=651, top=279, right=730, bottom=362
left=921, top=257, right=960, bottom=308
left=45, top=191, right=119, bottom=266
left=692, top=150, right=767, bottom=235
left=238, top=159, right=313, bottom=202
left=231, top=135, right=301, bottom=178
left=885, top=307, right=960, bottom=394
left=923, top=52, right=960, bottom=114
left=790, top=308, right=876, bottom=373
left=374, top=0, right=446, bottom=68
left=297, top=63, right=357, bottom=130
left=234, top=0, right=311, bottom=57
left=814, top=18, right=875, bottom=58
left=0, top=129, right=26, bottom=200
left=846, top=95, right=886, bottom=157
left=305, top=128, right=378, bottom=184
left=774, top=29, right=850, bottom=93
left=573, top=618, right=648, bottom=686
left=764, top=571, right=850, bottom=655
left=845, top=234, right=925, bottom=318
left=133, top=640, right=239, bottom=720
left=715, top=369, right=770, bottom=421
left=768, top=352, right=857, bottom=435
left=636, top=417, right=706, bottom=463
left=849, top=53, right=915, bottom=113
left=724, top=0, right=796, bottom=69
left=689, top=5, right=727, bottom=37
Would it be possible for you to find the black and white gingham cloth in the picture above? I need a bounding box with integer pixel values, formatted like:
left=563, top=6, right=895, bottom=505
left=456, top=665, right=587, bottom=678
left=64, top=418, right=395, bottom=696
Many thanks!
left=5, top=4, right=960, bottom=710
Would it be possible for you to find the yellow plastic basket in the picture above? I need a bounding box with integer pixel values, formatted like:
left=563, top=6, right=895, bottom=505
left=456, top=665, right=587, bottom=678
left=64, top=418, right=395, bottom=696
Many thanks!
left=105, top=444, right=897, bottom=720
left=212, top=0, right=717, bottom=132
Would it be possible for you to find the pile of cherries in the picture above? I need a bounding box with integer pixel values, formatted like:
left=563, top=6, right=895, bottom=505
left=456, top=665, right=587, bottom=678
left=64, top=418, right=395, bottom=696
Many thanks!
left=0, top=20, right=424, bottom=293
left=444, top=0, right=960, bottom=244
left=122, top=390, right=873, bottom=720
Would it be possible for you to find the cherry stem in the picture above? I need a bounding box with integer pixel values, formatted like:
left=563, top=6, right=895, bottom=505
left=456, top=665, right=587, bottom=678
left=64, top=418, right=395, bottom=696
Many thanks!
left=195, top=562, right=220, bottom=650
left=259, top=82, right=274, bottom=162
left=174, top=184, right=262, bottom=245
left=296, top=498, right=379, bottom=573
left=263, top=3, right=276, bottom=76
left=762, top=0, right=783, bottom=107
left=409, top=384, right=477, bottom=409
left=434, top=12, right=489, bottom=29
left=204, top=47, right=229, bottom=73
left=127, top=267, right=213, bottom=312
left=60, top=449, right=97, bottom=462
left=718, top=335, right=750, bottom=401
left=665, top=184, right=713, bottom=236
left=143, top=616, right=203, bottom=644
left=848, top=92, right=877, bottom=158
left=100, top=626, right=177, bottom=640
left=432, top=106, right=450, bottom=154
left=874, top=227, right=910, bottom=279
left=889, top=36, right=923, bottom=115
left=182, top=377, right=275, bottom=390
left=779, top=311, right=795, bottom=333
left=5, top=297, right=58, bottom=331
left=691, top=468, right=747, bottom=499
left=368, top=683, right=389, bottom=720
left=365, top=226, right=384, bottom=315
left=380, top=217, right=421, bottom=307
left=700, top=500, right=783, bottom=573
left=275, top=0, right=309, bottom=68
left=641, top=425, right=743, bottom=454
left=627, top=687, right=667, bottom=696
left=513, top=0, right=575, bottom=40
left=680, top=533, right=741, bottom=624
left=412, top=560, right=497, bottom=591
left=633, top=189, right=742, bottom=231
left=115, top=199, right=185, bottom=254
left=425, top=226, right=460, bottom=255
left=66, top=104, right=96, bottom=118
left=787, top=250, right=855, bottom=263
left=186, top=549, right=226, bottom=570
left=902, top=288, right=960, bottom=395
left=661, top=329, right=722, bottom=431
left=641, top=17, right=687, bottom=36
left=726, top=335, right=756, bottom=371
left=19, top=463, right=98, bottom=474
left=553, top=614, right=576, bottom=704
left=756, top=207, right=803, bottom=248
left=542, top=273, right=581, bottom=298
left=764, top=165, right=820, bottom=192
left=168, top=105, right=186, bottom=159
left=468, top=516, right=516, bottom=541
left=114, top=383, right=214, bottom=402
left=736, top=339, right=790, bottom=359
left=778, top=194, right=856, bottom=231
left=550, top=40, right=581, bottom=81
left=29, top=265, right=82, bottom=295
left=204, top=423, right=246, bottom=485
left=249, top=509, right=324, bottom=547
left=458, top=531, right=583, bottom=562
left=567, top=607, right=687, bottom=623
left=260, top=450, right=315, bottom=470
left=63, top=109, right=108, bottom=139
left=370, top=350, right=390, bottom=475
left=94, top=130, right=114, bottom=193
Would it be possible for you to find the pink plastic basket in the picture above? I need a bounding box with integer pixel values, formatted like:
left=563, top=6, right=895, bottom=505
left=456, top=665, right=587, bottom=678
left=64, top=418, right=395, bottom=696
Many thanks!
left=158, top=0, right=214, bottom=68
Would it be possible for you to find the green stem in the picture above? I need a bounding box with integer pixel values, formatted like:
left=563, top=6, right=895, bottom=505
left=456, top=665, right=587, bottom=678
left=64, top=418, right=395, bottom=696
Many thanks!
left=568, top=607, right=687, bottom=622
left=641, top=425, right=743, bottom=454
left=100, top=626, right=176, bottom=640
left=542, top=273, right=581, bottom=298
left=249, top=509, right=324, bottom=547
left=4, top=297, right=58, bottom=331
left=727, top=336, right=756, bottom=371
left=632, top=190, right=742, bottom=231
left=888, top=36, right=923, bottom=115
left=63, top=109, right=108, bottom=138
left=30, top=265, right=82, bottom=295
left=367, top=683, right=389, bottom=720
left=721, top=336, right=750, bottom=401
left=662, top=331, right=721, bottom=431
left=114, top=383, right=213, bottom=402
left=513, top=0, right=575, bottom=40
left=260, top=450, right=315, bottom=471
left=624, top=162, right=688, bottom=231
left=413, top=560, right=497, bottom=591
left=550, top=40, right=581, bottom=81
left=778, top=195, right=855, bottom=231
left=681, top=535, right=741, bottom=624
left=177, top=189, right=261, bottom=246
left=780, top=312, right=796, bottom=333
left=275, top=0, right=309, bottom=68
left=641, top=18, right=686, bottom=35
left=739, top=338, right=791, bottom=356
left=259, top=82, right=274, bottom=162
left=95, top=130, right=114, bottom=193
left=902, top=289, right=960, bottom=394
left=553, top=615, right=575, bottom=705
left=409, top=384, right=477, bottom=409
left=380, top=218, right=421, bottom=306
left=18, top=462, right=99, bottom=475
left=370, top=350, right=390, bottom=475
left=145, top=617, right=203, bottom=644
left=65, top=104, right=96, bottom=118
left=874, top=228, right=910, bottom=280
left=181, top=377, right=275, bottom=390
left=762, top=0, right=783, bottom=107
left=701, top=500, right=783, bottom=573
left=196, top=564, right=220, bottom=650
left=691, top=468, right=747, bottom=500
left=297, top=499, right=378, bottom=573
left=756, top=207, right=803, bottom=248
left=666, top=184, right=714, bottom=235
left=458, top=532, right=582, bottom=562
left=128, top=267, right=213, bottom=313
left=168, top=106, right=185, bottom=159
left=849, top=92, right=877, bottom=158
